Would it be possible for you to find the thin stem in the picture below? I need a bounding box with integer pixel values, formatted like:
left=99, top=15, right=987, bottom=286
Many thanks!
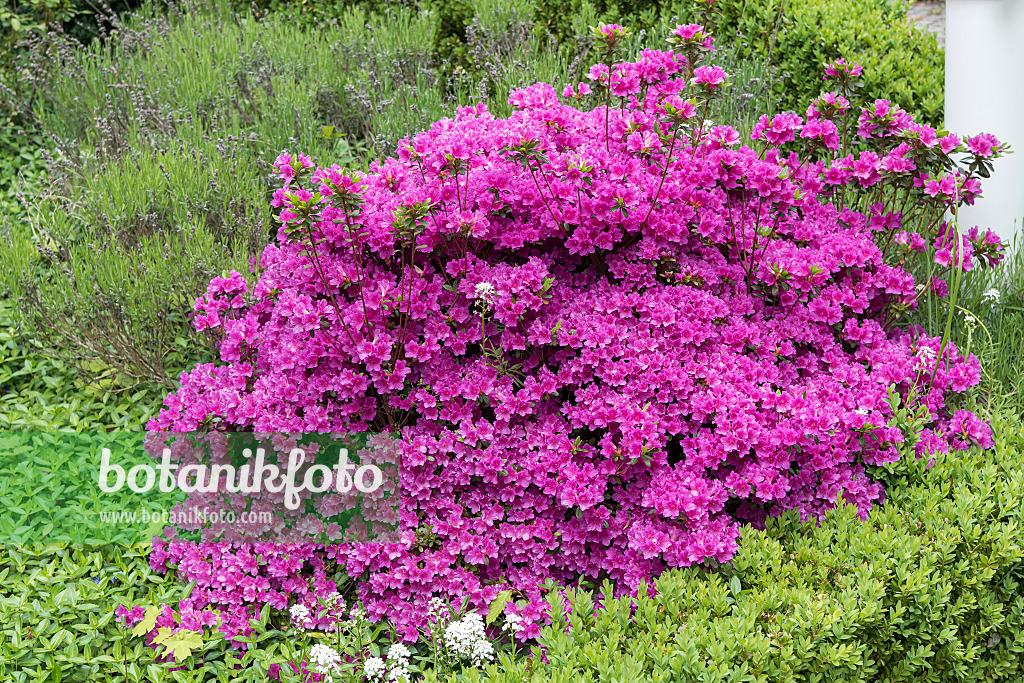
left=930, top=204, right=964, bottom=388
left=527, top=159, right=566, bottom=237
left=604, top=57, right=613, bottom=152
left=342, top=208, right=372, bottom=335
left=453, top=163, right=462, bottom=213
left=300, top=218, right=358, bottom=352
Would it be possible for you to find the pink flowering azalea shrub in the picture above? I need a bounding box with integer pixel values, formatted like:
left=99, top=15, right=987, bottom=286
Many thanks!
left=143, top=23, right=1006, bottom=644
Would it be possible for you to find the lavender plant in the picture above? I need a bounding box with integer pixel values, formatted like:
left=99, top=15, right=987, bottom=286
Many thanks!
left=0, top=0, right=444, bottom=386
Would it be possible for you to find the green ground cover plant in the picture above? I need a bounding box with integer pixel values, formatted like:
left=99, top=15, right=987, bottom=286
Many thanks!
left=0, top=301, right=158, bottom=429
left=0, top=544, right=189, bottom=682
left=0, top=124, right=46, bottom=221
left=0, top=432, right=184, bottom=544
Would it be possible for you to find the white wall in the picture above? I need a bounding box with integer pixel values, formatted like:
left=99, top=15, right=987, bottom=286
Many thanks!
left=945, top=0, right=1024, bottom=246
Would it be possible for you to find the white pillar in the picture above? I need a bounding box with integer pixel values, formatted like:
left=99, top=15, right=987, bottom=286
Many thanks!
left=945, top=0, right=1024, bottom=246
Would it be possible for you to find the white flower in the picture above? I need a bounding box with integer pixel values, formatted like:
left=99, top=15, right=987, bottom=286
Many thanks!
left=289, top=604, right=312, bottom=628
left=502, top=613, right=525, bottom=633
left=913, top=344, right=937, bottom=370
left=443, top=612, right=495, bottom=666
left=474, top=281, right=496, bottom=305
left=349, top=605, right=365, bottom=622
left=309, top=644, right=341, bottom=675
left=428, top=597, right=448, bottom=620
left=388, top=664, right=410, bottom=683
left=324, top=592, right=343, bottom=610
left=963, top=311, right=979, bottom=331
left=385, top=645, right=413, bottom=682
left=983, top=287, right=1001, bottom=304
left=387, top=643, right=412, bottom=664
left=853, top=408, right=869, bottom=416
left=364, top=656, right=386, bottom=681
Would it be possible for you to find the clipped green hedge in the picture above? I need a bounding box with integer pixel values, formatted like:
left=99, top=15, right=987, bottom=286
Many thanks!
left=441, top=410, right=1024, bottom=682
left=530, top=0, right=943, bottom=127
left=713, top=0, right=944, bottom=127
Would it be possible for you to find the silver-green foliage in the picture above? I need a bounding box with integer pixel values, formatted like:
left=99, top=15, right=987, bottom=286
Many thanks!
left=2, top=0, right=443, bottom=386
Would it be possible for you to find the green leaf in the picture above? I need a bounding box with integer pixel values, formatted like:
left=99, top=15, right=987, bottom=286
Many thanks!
left=486, top=590, right=514, bottom=626
left=730, top=576, right=742, bottom=597
left=153, top=628, right=203, bottom=662
left=131, top=605, right=161, bottom=637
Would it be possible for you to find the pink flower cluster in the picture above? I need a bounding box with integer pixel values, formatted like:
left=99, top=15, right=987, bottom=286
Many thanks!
left=931, top=222, right=1004, bottom=273
left=147, top=34, right=1002, bottom=643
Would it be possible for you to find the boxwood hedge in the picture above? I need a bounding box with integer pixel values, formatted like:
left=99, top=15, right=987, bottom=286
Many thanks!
left=713, top=0, right=944, bottom=127
left=532, top=0, right=944, bottom=127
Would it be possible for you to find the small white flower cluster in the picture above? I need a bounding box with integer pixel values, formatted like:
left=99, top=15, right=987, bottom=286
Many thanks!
left=290, top=603, right=313, bottom=629
left=502, top=613, right=525, bottom=635
left=912, top=344, right=937, bottom=370
left=964, top=310, right=979, bottom=332
left=363, top=643, right=413, bottom=682
left=324, top=591, right=344, bottom=611
left=386, top=643, right=412, bottom=682
left=443, top=612, right=495, bottom=666
left=983, top=287, right=1001, bottom=304
left=364, top=656, right=386, bottom=681
left=428, top=597, right=449, bottom=622
left=309, top=644, right=341, bottom=678
left=474, top=281, right=497, bottom=307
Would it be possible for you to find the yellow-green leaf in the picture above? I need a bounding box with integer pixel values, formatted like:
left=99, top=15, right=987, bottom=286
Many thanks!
left=153, top=628, right=203, bottom=662
left=131, top=606, right=161, bottom=637
left=486, top=590, right=513, bottom=626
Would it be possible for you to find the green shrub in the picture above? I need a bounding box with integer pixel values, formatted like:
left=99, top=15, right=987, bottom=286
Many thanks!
left=527, top=0, right=943, bottom=128
left=436, top=410, right=1024, bottom=682
left=0, top=544, right=189, bottom=682
left=6, top=410, right=1018, bottom=682
left=712, top=0, right=944, bottom=127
